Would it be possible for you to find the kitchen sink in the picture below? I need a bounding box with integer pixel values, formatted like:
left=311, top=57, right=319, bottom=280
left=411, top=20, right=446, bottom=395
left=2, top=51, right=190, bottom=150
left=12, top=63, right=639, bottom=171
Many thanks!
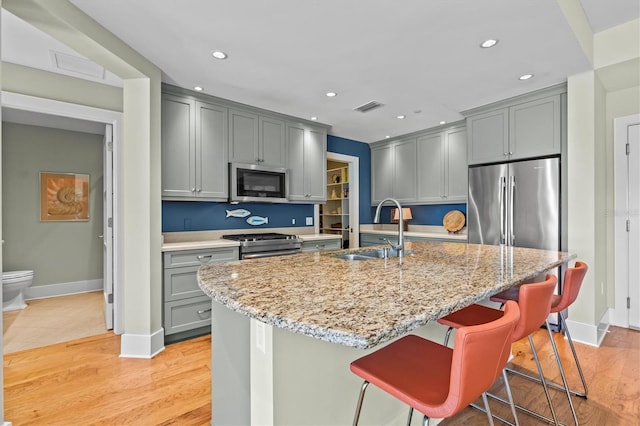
left=334, top=248, right=414, bottom=261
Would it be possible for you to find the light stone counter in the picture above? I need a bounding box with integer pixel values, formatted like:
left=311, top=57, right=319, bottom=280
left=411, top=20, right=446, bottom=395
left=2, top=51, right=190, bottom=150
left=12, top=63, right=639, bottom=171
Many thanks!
left=198, top=241, right=573, bottom=350
left=199, top=241, right=575, bottom=425
left=297, top=234, right=343, bottom=242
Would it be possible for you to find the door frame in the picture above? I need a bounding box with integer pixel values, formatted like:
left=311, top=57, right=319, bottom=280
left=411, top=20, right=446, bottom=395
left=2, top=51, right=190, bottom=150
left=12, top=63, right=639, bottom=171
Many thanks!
left=2, top=91, right=123, bottom=334
left=612, top=113, right=640, bottom=329
left=326, top=152, right=359, bottom=248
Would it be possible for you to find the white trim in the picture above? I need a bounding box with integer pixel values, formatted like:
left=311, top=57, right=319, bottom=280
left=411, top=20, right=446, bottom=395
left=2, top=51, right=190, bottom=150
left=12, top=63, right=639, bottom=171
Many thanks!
left=1, top=91, right=123, bottom=335
left=327, top=152, right=360, bottom=248
left=24, top=279, right=103, bottom=300
left=119, top=328, right=165, bottom=359
left=565, top=312, right=610, bottom=347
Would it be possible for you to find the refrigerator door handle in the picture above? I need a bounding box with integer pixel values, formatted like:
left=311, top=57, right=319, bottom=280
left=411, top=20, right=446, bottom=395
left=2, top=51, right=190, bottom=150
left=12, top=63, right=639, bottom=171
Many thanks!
left=500, top=176, right=507, bottom=245
left=509, top=175, right=516, bottom=245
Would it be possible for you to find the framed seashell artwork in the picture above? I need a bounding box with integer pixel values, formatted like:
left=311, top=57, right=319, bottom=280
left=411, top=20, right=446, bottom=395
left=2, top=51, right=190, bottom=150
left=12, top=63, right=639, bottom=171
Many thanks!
left=39, top=172, right=90, bottom=222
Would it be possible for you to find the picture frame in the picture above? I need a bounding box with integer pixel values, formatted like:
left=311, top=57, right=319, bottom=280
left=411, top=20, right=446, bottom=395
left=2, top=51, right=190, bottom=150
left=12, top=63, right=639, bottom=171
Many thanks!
left=40, top=172, right=90, bottom=222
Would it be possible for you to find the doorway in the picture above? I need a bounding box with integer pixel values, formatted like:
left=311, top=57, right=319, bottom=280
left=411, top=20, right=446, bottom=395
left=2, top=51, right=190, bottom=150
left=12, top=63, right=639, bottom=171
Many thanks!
left=1, top=92, right=122, bottom=335
left=323, top=153, right=360, bottom=249
left=613, top=113, right=640, bottom=329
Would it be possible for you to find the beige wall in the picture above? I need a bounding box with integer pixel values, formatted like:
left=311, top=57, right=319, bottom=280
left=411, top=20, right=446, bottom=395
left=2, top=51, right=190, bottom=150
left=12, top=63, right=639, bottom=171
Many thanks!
left=2, top=122, right=103, bottom=286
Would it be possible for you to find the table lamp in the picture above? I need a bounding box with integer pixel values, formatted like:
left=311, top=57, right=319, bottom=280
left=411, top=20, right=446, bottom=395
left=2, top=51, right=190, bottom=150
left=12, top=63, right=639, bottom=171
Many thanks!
left=391, top=207, right=413, bottom=232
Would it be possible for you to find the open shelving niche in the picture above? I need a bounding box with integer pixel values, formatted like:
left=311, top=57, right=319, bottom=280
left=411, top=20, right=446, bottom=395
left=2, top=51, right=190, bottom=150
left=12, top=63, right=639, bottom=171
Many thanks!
left=320, top=161, right=349, bottom=247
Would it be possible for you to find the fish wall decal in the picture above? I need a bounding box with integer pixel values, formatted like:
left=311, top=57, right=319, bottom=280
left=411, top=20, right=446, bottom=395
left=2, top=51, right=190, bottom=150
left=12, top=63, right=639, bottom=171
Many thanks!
left=226, top=209, right=251, bottom=218
left=246, top=216, right=269, bottom=226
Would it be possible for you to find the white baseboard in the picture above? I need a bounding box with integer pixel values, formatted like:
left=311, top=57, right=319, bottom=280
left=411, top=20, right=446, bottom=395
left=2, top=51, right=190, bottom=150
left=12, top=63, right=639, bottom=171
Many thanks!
left=120, top=328, right=165, bottom=359
left=2, top=421, right=13, bottom=426
left=25, top=279, right=103, bottom=300
left=565, top=312, right=610, bottom=347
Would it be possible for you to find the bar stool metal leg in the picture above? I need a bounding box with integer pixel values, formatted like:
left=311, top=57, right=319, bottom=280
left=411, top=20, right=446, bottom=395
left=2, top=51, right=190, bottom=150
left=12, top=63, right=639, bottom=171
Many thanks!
left=407, top=407, right=414, bottom=425
left=546, top=321, right=580, bottom=425
left=482, top=392, right=496, bottom=426
left=528, top=334, right=560, bottom=425
left=353, top=381, right=369, bottom=426
left=559, top=311, right=588, bottom=398
left=502, top=370, right=520, bottom=426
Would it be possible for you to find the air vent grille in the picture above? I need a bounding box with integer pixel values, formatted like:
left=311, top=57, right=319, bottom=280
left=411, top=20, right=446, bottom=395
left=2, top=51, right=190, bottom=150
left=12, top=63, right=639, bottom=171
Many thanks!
left=353, top=100, right=384, bottom=113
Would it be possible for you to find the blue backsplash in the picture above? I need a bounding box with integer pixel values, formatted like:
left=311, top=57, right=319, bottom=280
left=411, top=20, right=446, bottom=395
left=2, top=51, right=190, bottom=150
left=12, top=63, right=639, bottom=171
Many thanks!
left=372, top=204, right=467, bottom=226
left=162, top=201, right=315, bottom=232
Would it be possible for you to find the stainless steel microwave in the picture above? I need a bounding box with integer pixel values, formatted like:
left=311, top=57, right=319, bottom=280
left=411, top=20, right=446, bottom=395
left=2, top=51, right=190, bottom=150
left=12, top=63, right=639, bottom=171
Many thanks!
left=229, top=163, right=289, bottom=203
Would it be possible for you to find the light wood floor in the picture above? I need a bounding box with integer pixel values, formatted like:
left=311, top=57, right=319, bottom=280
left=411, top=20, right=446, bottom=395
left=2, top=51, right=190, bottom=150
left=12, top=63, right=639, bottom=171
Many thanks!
left=3, top=291, right=106, bottom=353
left=3, top=326, right=639, bottom=425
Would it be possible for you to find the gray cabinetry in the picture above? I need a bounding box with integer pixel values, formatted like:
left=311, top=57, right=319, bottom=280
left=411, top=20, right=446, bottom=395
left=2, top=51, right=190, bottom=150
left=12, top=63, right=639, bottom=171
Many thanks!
left=466, top=88, right=563, bottom=165
left=301, top=238, right=342, bottom=252
left=163, top=246, right=239, bottom=341
left=228, top=110, right=287, bottom=167
left=371, top=138, right=417, bottom=204
left=161, top=94, right=228, bottom=200
left=228, top=108, right=259, bottom=164
left=287, top=122, right=327, bottom=202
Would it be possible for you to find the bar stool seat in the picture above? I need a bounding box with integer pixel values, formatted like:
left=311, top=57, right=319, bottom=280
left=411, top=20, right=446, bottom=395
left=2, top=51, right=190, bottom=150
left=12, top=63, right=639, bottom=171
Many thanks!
left=350, top=301, right=520, bottom=426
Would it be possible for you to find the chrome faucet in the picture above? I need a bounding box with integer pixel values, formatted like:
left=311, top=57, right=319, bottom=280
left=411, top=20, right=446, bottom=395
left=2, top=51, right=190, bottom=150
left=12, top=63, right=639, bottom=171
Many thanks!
left=374, top=198, right=405, bottom=264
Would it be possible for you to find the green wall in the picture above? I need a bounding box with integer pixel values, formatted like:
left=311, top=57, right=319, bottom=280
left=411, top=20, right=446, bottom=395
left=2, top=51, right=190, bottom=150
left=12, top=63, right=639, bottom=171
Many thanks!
left=2, top=122, right=103, bottom=286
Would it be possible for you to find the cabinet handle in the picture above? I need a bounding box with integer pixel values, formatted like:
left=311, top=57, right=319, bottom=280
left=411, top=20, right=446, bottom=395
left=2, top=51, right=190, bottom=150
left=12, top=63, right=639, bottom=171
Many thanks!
left=191, top=187, right=196, bottom=192
left=196, top=188, right=202, bottom=193
left=503, top=152, right=508, bottom=156
left=197, top=308, right=212, bottom=315
left=196, top=254, right=213, bottom=263
left=508, top=151, right=513, bottom=155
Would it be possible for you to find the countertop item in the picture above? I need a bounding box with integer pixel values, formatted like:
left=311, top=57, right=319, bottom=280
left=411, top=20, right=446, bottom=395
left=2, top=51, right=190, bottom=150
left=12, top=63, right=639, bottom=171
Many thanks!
left=443, top=210, right=466, bottom=233
left=198, top=241, right=574, bottom=349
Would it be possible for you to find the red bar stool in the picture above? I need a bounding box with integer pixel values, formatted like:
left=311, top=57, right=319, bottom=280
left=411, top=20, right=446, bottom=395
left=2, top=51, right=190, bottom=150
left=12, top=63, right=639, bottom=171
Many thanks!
left=350, top=301, right=520, bottom=426
left=438, top=275, right=560, bottom=425
left=491, top=261, right=589, bottom=424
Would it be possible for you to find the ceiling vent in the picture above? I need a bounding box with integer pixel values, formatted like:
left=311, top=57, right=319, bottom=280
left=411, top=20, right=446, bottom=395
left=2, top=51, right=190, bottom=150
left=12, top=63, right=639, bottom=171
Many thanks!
left=353, top=100, right=384, bottom=113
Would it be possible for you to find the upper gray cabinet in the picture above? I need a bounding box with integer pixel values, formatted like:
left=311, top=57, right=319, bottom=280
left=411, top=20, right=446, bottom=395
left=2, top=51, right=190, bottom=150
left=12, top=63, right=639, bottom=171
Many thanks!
left=161, top=94, right=228, bottom=201
left=416, top=126, right=467, bottom=203
left=466, top=86, right=564, bottom=165
left=228, top=110, right=287, bottom=166
left=287, top=122, right=327, bottom=202
left=371, top=137, right=417, bottom=204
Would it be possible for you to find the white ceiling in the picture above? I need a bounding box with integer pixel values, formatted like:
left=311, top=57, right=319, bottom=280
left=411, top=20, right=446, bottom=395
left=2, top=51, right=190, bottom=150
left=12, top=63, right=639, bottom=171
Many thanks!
left=2, top=0, right=638, bottom=142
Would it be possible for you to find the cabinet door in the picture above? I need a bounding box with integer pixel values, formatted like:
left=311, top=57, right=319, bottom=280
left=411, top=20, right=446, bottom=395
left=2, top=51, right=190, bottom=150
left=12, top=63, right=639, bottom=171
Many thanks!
left=305, top=127, right=327, bottom=201
left=509, top=95, right=561, bottom=160
left=197, top=101, right=228, bottom=199
left=467, top=108, right=509, bottom=165
left=445, top=127, right=468, bottom=201
left=161, top=94, right=196, bottom=198
left=260, top=116, right=286, bottom=166
left=417, top=132, right=444, bottom=202
left=286, top=123, right=326, bottom=202
left=392, top=138, right=417, bottom=202
left=371, top=145, right=393, bottom=204
left=286, top=124, right=306, bottom=200
left=228, top=109, right=259, bottom=163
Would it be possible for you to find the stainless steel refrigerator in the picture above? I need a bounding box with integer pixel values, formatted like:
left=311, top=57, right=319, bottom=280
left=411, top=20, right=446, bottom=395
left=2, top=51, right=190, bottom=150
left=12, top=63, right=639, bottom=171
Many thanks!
left=468, top=156, right=560, bottom=251
left=468, top=156, right=562, bottom=327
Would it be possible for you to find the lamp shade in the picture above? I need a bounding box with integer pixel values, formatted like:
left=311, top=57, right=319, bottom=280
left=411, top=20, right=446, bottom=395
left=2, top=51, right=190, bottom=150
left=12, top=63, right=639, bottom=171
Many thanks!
left=392, top=208, right=413, bottom=221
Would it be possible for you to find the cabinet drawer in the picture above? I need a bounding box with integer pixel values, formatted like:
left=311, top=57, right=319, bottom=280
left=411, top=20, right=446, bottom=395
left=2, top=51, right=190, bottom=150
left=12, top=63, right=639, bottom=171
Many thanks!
left=163, top=247, right=239, bottom=268
left=164, top=296, right=212, bottom=335
left=360, top=233, right=398, bottom=247
left=164, top=266, right=207, bottom=301
left=301, top=239, right=342, bottom=252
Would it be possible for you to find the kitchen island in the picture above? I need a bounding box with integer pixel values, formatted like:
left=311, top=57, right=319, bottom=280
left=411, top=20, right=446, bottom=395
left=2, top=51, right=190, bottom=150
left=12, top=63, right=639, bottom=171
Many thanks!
left=198, top=241, right=574, bottom=425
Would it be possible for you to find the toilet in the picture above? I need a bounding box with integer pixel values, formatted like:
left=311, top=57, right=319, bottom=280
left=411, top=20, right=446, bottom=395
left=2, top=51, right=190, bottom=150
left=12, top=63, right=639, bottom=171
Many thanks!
left=2, top=270, right=34, bottom=311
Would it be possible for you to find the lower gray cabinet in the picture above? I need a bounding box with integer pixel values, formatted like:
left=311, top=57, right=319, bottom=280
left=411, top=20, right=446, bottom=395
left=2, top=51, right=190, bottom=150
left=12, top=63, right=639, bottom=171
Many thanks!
left=163, top=246, right=239, bottom=342
left=301, top=238, right=342, bottom=252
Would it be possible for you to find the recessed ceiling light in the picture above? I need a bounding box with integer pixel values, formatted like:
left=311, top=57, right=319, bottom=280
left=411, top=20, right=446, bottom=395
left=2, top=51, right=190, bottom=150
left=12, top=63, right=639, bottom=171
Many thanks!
left=397, top=115, right=406, bottom=119
left=311, top=116, right=318, bottom=121
left=194, top=86, right=204, bottom=91
left=326, top=92, right=337, bottom=97
left=211, top=51, right=228, bottom=60
left=519, top=74, right=534, bottom=80
left=439, top=120, right=446, bottom=125
left=481, top=39, right=498, bottom=48
left=385, top=135, right=390, bottom=139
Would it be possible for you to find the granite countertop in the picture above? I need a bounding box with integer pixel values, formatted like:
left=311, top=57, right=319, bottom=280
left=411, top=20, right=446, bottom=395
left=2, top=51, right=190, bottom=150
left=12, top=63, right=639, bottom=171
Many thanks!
left=198, top=241, right=574, bottom=349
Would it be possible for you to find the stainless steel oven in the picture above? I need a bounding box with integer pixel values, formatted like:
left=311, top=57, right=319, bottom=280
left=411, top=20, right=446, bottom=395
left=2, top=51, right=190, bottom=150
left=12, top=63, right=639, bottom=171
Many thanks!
left=222, top=233, right=301, bottom=259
